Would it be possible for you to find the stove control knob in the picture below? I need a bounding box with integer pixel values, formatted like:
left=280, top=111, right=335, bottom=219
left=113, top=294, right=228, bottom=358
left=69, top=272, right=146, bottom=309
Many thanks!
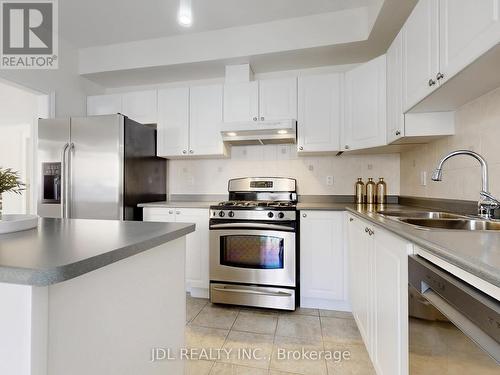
left=219, top=211, right=225, bottom=217
left=267, top=212, right=274, bottom=218
left=228, top=211, right=235, bottom=218
left=278, top=212, right=285, bottom=219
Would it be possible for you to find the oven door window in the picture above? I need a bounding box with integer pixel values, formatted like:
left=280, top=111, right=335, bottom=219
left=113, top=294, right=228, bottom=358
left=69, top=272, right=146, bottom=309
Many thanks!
left=220, top=235, right=284, bottom=269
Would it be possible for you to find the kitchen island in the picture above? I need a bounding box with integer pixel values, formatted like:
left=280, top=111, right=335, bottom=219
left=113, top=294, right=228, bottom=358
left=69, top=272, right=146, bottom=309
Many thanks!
left=0, top=218, right=195, bottom=375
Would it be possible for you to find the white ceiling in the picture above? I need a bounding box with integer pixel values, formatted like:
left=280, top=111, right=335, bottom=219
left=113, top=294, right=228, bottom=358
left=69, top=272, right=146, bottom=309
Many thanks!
left=60, top=0, right=374, bottom=48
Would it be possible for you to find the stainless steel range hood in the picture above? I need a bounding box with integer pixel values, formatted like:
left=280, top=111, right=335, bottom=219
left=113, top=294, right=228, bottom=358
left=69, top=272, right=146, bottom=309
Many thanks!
left=221, top=119, right=297, bottom=146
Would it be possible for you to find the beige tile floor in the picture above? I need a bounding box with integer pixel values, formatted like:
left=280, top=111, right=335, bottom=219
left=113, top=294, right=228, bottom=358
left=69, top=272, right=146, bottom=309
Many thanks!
left=184, top=294, right=375, bottom=375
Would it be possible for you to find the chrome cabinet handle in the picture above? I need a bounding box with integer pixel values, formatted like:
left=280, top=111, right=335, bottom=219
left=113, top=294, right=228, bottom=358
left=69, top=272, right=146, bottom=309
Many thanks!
left=349, top=218, right=354, bottom=222
left=182, top=150, right=187, bottom=154
left=302, top=213, right=307, bottom=218
left=65, top=143, right=74, bottom=219
left=395, top=130, right=401, bottom=136
left=260, top=116, right=265, bottom=121
left=175, top=210, right=180, bottom=215
left=345, top=145, right=350, bottom=150
left=428, top=79, right=436, bottom=87
left=368, top=229, right=374, bottom=236
left=365, top=227, right=369, bottom=233
left=210, top=223, right=294, bottom=231
left=60, top=143, right=70, bottom=218
left=189, top=150, right=194, bottom=154
left=436, top=72, right=444, bottom=81
left=168, top=210, right=173, bottom=214
left=299, top=146, right=303, bottom=151
left=253, top=117, right=258, bottom=121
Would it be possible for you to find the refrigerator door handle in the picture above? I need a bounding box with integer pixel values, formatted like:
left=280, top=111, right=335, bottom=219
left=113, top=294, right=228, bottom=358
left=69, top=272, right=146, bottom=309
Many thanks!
left=60, top=143, right=70, bottom=218
left=65, top=143, right=75, bottom=219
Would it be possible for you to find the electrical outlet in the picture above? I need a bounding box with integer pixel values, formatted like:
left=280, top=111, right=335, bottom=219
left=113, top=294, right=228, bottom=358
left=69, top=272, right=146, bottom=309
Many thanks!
left=420, top=171, right=427, bottom=186
left=326, top=176, right=334, bottom=186
left=367, top=164, right=373, bottom=170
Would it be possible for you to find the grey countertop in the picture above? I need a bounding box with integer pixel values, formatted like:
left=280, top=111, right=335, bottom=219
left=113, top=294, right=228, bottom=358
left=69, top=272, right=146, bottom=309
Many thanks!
left=345, top=205, right=500, bottom=288
left=297, top=202, right=357, bottom=211
left=138, top=201, right=217, bottom=209
left=0, top=218, right=195, bottom=286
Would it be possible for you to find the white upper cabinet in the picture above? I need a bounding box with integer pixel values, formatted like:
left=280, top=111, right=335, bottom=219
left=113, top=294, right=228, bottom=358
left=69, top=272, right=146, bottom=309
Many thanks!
left=439, top=0, right=500, bottom=82
left=157, top=85, right=226, bottom=159
left=87, top=94, right=122, bottom=116
left=189, top=84, right=226, bottom=157
left=259, top=77, right=297, bottom=121
left=157, top=87, right=190, bottom=157
left=402, top=0, right=439, bottom=112
left=300, top=211, right=349, bottom=311
left=121, top=90, right=157, bottom=124
left=223, top=81, right=259, bottom=123
left=297, top=73, right=342, bottom=153
left=387, top=31, right=405, bottom=144
left=343, top=55, right=387, bottom=151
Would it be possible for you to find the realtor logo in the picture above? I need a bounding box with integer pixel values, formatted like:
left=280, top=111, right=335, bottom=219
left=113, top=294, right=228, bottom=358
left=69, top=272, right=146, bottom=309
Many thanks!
left=0, top=0, right=58, bottom=69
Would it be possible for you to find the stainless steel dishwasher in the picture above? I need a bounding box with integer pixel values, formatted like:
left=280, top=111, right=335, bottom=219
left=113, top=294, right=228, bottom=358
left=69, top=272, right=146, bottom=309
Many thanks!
left=408, top=255, right=499, bottom=373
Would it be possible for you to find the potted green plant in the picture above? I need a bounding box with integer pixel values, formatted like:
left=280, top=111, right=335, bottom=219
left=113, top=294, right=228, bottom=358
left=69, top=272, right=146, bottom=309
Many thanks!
left=0, top=168, right=25, bottom=219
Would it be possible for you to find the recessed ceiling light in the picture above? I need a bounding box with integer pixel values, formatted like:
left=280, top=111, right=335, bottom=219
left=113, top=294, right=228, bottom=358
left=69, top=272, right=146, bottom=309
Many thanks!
left=277, top=130, right=288, bottom=134
left=178, top=0, right=192, bottom=27
left=227, top=132, right=237, bottom=136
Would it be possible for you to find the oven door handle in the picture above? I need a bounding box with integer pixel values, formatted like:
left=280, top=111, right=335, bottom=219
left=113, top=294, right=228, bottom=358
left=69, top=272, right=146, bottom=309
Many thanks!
left=212, top=286, right=292, bottom=297
left=210, top=223, right=294, bottom=231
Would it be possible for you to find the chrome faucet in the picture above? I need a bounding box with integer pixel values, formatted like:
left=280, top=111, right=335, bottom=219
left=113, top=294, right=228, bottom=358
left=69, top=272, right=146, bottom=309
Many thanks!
left=431, top=150, right=500, bottom=220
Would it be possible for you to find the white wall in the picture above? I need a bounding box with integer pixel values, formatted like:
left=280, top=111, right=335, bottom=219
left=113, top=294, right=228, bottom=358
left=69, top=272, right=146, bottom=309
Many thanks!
left=169, top=144, right=400, bottom=196
left=0, top=38, right=103, bottom=117
left=0, top=82, right=40, bottom=214
left=401, top=86, right=500, bottom=201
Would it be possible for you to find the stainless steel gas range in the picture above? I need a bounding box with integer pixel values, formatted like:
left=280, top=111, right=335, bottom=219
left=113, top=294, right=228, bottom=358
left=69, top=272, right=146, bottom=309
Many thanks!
left=209, top=177, right=298, bottom=310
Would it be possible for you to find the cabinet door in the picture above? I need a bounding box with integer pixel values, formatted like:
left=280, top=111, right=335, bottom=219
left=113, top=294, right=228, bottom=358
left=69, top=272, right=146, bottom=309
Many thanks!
left=372, top=229, right=409, bottom=375
left=347, top=214, right=373, bottom=350
left=259, top=77, right=297, bottom=121
left=87, top=94, right=122, bottom=116
left=175, top=209, right=210, bottom=294
left=142, top=207, right=176, bottom=222
left=189, top=84, right=226, bottom=157
left=343, top=55, right=387, bottom=151
left=387, top=31, right=405, bottom=144
left=297, top=74, right=342, bottom=153
left=122, top=90, right=157, bottom=124
left=157, top=87, right=190, bottom=157
left=300, top=211, right=348, bottom=310
left=402, top=0, right=439, bottom=111
left=223, top=82, right=259, bottom=122
left=439, top=0, right=500, bottom=82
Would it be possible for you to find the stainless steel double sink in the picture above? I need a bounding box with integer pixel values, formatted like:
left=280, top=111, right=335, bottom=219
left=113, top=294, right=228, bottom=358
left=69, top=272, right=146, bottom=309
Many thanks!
left=377, top=210, right=500, bottom=231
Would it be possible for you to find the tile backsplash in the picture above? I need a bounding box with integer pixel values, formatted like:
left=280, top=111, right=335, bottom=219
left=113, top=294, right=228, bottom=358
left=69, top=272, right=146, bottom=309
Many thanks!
left=401, top=86, right=500, bottom=201
left=169, top=145, right=400, bottom=195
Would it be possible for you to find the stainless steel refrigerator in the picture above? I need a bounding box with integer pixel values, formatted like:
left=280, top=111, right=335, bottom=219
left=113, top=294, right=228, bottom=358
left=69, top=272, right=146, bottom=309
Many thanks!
left=37, top=114, right=166, bottom=221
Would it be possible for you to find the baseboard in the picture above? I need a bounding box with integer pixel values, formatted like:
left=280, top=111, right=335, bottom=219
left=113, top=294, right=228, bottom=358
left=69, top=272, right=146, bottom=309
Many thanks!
left=300, top=297, right=351, bottom=311
left=188, top=287, right=209, bottom=299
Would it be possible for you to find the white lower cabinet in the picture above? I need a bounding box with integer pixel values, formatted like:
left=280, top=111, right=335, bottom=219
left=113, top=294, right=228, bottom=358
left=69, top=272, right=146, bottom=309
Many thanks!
left=300, top=211, right=349, bottom=310
left=143, top=207, right=209, bottom=298
left=347, top=213, right=411, bottom=375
